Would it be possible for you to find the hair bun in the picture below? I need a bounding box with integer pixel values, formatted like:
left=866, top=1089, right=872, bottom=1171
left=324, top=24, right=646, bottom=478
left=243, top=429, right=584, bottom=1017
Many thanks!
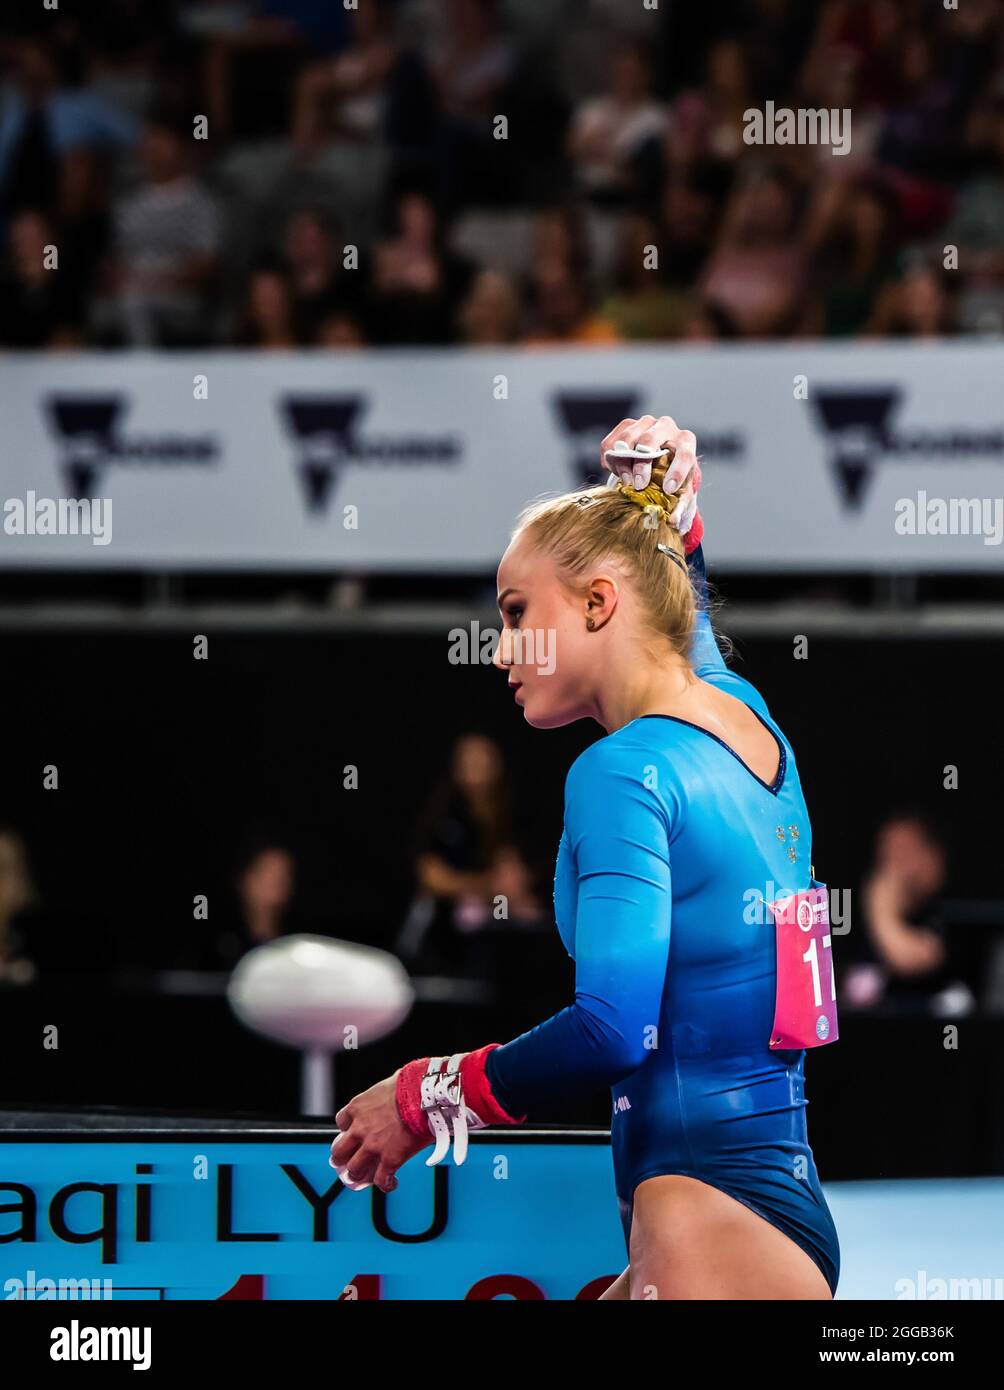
left=614, top=448, right=683, bottom=524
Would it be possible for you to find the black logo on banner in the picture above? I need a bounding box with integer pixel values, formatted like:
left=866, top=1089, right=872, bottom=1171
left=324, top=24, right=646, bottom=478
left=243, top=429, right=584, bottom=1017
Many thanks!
left=552, top=392, right=748, bottom=488
left=810, top=388, right=900, bottom=509
left=46, top=397, right=122, bottom=497
left=279, top=396, right=461, bottom=512
left=45, top=395, right=219, bottom=496
left=811, top=387, right=1004, bottom=510
left=553, top=393, right=639, bottom=486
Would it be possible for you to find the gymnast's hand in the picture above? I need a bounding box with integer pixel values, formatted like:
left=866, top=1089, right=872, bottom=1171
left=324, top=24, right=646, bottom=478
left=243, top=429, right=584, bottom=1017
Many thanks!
left=329, top=1073, right=430, bottom=1194
left=600, top=414, right=702, bottom=545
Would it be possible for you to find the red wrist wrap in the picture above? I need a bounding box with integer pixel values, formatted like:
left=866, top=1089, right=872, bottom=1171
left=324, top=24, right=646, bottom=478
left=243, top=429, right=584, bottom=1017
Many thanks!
left=396, top=1043, right=524, bottom=1139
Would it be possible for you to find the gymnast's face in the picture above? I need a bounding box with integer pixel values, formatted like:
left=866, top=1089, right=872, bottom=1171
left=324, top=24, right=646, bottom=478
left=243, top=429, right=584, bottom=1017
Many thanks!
left=494, top=536, right=611, bottom=729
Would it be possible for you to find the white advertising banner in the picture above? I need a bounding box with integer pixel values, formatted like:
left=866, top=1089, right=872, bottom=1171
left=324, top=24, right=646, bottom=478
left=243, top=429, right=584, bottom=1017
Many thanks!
left=1, top=343, right=1003, bottom=570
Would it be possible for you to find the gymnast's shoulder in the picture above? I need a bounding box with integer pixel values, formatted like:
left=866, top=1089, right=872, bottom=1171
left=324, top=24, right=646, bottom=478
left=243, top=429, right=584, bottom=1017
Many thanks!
left=563, top=722, right=688, bottom=829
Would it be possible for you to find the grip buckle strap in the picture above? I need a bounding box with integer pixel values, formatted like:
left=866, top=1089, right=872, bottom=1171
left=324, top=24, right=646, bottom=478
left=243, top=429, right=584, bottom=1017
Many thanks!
left=419, top=1053, right=486, bottom=1165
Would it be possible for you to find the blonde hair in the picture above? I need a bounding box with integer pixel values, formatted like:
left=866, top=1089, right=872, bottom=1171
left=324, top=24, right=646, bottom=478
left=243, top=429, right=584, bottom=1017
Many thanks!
left=512, top=453, right=695, bottom=659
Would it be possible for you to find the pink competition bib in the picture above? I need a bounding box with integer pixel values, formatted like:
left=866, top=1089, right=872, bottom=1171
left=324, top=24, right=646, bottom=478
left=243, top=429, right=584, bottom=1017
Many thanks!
left=767, top=884, right=838, bottom=1051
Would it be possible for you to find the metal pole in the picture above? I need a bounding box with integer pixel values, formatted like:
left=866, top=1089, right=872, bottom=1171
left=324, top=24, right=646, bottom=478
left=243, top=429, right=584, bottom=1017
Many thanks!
left=301, top=1048, right=334, bottom=1116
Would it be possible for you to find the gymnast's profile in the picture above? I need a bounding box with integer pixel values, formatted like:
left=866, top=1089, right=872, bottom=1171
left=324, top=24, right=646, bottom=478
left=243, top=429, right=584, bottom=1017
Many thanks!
left=329, top=413, right=840, bottom=1301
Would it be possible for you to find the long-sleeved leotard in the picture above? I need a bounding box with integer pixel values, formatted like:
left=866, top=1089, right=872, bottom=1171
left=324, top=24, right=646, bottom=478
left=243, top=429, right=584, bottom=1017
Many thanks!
left=485, top=545, right=839, bottom=1294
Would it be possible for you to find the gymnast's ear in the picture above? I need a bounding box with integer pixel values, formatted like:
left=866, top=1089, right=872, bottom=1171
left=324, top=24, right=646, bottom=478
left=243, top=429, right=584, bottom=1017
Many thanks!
left=583, top=573, right=620, bottom=631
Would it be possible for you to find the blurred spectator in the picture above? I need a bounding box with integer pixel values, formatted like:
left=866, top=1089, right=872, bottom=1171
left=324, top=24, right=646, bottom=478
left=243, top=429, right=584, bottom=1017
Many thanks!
left=0, top=209, right=85, bottom=348
left=101, top=115, right=220, bottom=346
left=795, top=43, right=882, bottom=181
left=567, top=39, right=668, bottom=206
left=367, top=187, right=474, bottom=344
left=600, top=213, right=687, bottom=340
left=192, top=841, right=304, bottom=972
left=0, top=828, right=38, bottom=987
left=457, top=267, right=520, bottom=344
left=429, top=0, right=514, bottom=124
left=863, top=254, right=957, bottom=337
left=291, top=0, right=436, bottom=164
left=700, top=166, right=809, bottom=337
left=430, top=0, right=516, bottom=209
left=194, top=0, right=347, bottom=144
left=425, top=0, right=511, bottom=118
left=81, top=2, right=172, bottom=126
left=522, top=207, right=618, bottom=344
left=0, top=33, right=138, bottom=221
left=0, top=823, right=115, bottom=978
left=397, top=733, right=543, bottom=982
left=234, top=261, right=296, bottom=348
left=874, top=28, right=978, bottom=183
left=667, top=36, right=754, bottom=169
left=524, top=258, right=620, bottom=344
left=843, top=812, right=978, bottom=1016
left=657, top=163, right=734, bottom=289
left=281, top=206, right=368, bottom=344
left=529, top=204, right=592, bottom=282
left=802, top=177, right=898, bottom=336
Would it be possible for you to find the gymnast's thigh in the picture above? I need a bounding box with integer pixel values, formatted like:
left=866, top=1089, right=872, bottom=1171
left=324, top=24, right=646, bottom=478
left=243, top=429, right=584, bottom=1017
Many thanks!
left=627, top=1174, right=832, bottom=1300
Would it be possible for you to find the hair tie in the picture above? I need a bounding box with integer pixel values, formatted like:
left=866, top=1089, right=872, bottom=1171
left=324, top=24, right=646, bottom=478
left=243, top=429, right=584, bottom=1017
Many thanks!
left=613, top=483, right=687, bottom=572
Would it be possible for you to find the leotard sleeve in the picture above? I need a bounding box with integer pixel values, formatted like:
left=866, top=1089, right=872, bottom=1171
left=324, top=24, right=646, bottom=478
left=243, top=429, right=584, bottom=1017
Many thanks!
left=485, top=738, right=672, bottom=1115
left=687, top=543, right=770, bottom=719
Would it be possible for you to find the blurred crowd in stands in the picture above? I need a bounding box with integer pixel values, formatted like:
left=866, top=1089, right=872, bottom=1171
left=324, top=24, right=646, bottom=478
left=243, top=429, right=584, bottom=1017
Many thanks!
left=2, top=0, right=1004, bottom=350
left=2, top=733, right=1004, bottom=1018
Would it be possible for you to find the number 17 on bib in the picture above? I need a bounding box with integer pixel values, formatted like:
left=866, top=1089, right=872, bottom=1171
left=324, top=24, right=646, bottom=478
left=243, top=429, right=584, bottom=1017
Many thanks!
left=767, top=884, right=838, bottom=1051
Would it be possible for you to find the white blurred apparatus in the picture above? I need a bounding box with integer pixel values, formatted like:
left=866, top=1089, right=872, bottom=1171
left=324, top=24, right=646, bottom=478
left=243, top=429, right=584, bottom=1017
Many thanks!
left=227, top=935, right=415, bottom=1115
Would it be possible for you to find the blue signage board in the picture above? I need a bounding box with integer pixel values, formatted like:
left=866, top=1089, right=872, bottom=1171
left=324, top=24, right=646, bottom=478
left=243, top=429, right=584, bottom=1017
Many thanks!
left=0, top=1128, right=626, bottom=1300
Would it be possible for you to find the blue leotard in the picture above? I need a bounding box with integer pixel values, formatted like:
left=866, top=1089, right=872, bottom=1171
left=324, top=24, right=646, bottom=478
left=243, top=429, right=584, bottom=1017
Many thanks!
left=485, top=546, right=840, bottom=1294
